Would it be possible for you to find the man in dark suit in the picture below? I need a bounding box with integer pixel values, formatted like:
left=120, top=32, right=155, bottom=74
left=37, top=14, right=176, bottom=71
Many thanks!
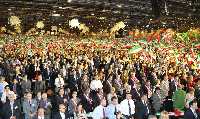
left=148, top=68, right=157, bottom=86
left=135, top=94, right=151, bottom=119
left=3, top=91, right=21, bottom=119
left=169, top=75, right=179, bottom=97
left=104, top=75, right=113, bottom=94
left=10, top=78, right=21, bottom=98
left=81, top=88, right=93, bottom=113
left=13, top=69, right=21, bottom=82
left=33, top=108, right=50, bottom=119
left=122, top=85, right=134, bottom=99
left=69, top=70, right=79, bottom=92
left=132, top=83, right=143, bottom=102
left=112, top=75, right=122, bottom=94
left=34, top=92, right=42, bottom=107
left=35, top=75, right=46, bottom=94
left=194, top=79, right=200, bottom=98
left=39, top=93, right=52, bottom=117
left=56, top=88, right=69, bottom=109
left=53, top=104, right=70, bottom=119
left=93, top=88, right=106, bottom=108
left=42, top=65, right=52, bottom=86
left=183, top=100, right=198, bottom=119
left=21, top=74, right=31, bottom=95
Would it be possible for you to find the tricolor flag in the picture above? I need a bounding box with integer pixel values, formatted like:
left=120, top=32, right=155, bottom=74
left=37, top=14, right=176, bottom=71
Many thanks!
left=128, top=46, right=143, bottom=54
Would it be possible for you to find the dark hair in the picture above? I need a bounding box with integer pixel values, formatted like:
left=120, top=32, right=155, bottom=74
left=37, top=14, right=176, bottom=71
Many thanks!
left=5, top=85, right=10, bottom=89
left=141, top=94, right=147, bottom=98
left=75, top=102, right=84, bottom=116
left=111, top=96, right=118, bottom=101
left=189, top=100, right=197, bottom=107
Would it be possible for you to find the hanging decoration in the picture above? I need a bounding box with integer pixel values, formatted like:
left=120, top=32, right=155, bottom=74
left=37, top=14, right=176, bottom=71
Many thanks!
left=51, top=26, right=57, bottom=31
left=8, top=16, right=21, bottom=26
left=78, top=23, right=89, bottom=33
left=36, top=21, right=44, bottom=29
left=69, top=19, right=80, bottom=28
left=110, top=21, right=126, bottom=33
left=1, top=27, right=7, bottom=32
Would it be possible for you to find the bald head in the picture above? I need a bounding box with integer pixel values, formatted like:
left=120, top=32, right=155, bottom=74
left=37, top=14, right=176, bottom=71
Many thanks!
left=59, top=104, right=66, bottom=113
left=38, top=108, right=44, bottom=117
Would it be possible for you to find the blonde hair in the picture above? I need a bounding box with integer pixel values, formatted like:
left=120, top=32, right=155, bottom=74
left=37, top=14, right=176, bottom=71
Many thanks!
left=111, top=87, right=115, bottom=91
left=160, top=111, right=169, bottom=119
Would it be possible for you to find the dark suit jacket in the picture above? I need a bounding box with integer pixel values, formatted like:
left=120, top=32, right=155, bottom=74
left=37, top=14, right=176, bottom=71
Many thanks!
left=43, top=68, right=52, bottom=79
left=33, top=115, right=50, bottom=119
left=10, top=83, right=21, bottom=97
left=93, top=93, right=106, bottom=108
left=183, top=108, right=198, bottom=119
left=81, top=93, right=93, bottom=113
left=132, top=88, right=143, bottom=101
left=69, top=74, right=79, bottom=91
left=53, top=111, right=70, bottom=119
left=35, top=80, right=46, bottom=93
left=148, top=72, right=157, bottom=86
left=39, top=99, right=52, bottom=115
left=135, top=100, right=151, bottom=119
left=56, top=94, right=69, bottom=108
left=169, top=81, right=177, bottom=97
left=142, top=85, right=152, bottom=99
left=194, top=84, right=200, bottom=98
left=3, top=100, right=21, bottom=119
left=104, top=80, right=112, bottom=94
left=112, top=79, right=122, bottom=94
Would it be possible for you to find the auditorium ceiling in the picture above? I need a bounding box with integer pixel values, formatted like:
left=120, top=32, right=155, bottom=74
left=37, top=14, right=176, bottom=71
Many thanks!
left=0, top=0, right=199, bottom=33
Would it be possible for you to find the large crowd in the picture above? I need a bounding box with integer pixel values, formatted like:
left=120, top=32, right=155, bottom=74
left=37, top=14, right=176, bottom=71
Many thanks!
left=0, top=35, right=199, bottom=119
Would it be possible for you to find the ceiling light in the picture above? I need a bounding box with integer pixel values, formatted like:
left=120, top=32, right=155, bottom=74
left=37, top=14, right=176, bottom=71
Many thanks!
left=150, top=19, right=152, bottom=21
left=68, top=0, right=71, bottom=2
left=91, top=13, right=94, bottom=15
left=59, top=7, right=62, bottom=9
left=118, top=5, right=121, bottom=8
left=52, top=14, right=60, bottom=16
left=53, top=11, right=56, bottom=13
left=8, top=9, right=11, bottom=10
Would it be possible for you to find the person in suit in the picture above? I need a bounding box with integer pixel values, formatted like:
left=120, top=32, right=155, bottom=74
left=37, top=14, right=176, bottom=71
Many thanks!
left=35, top=75, right=46, bottom=94
left=21, top=74, right=31, bottom=95
left=23, top=92, right=38, bottom=119
left=13, top=69, right=22, bottom=82
left=112, top=75, right=122, bottom=95
left=169, top=75, right=179, bottom=97
left=39, top=93, right=52, bottom=117
left=135, top=94, right=151, bottom=119
left=132, top=83, right=143, bottom=102
left=93, top=88, right=106, bottom=108
left=34, top=92, right=42, bottom=107
left=183, top=100, right=198, bottom=119
left=51, top=64, right=60, bottom=80
left=53, top=104, right=70, bottom=119
left=3, top=91, right=21, bottom=119
left=42, top=65, right=51, bottom=87
left=129, top=70, right=138, bottom=89
left=143, top=80, right=153, bottom=103
left=122, top=85, right=134, bottom=99
left=56, top=88, right=69, bottom=109
left=104, top=75, right=113, bottom=94
left=148, top=68, right=157, bottom=86
left=81, top=88, right=93, bottom=113
left=69, top=70, right=79, bottom=92
left=69, top=91, right=81, bottom=115
left=160, top=75, right=169, bottom=99
left=10, top=78, right=21, bottom=98
left=33, top=108, right=50, bottom=119
left=152, top=87, right=162, bottom=112
left=194, top=79, right=200, bottom=98
left=79, top=74, right=90, bottom=94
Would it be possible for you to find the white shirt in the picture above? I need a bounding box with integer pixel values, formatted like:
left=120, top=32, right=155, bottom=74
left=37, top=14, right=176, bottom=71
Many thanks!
left=120, top=99, right=135, bottom=116
left=38, top=115, right=44, bottom=119
left=91, top=105, right=105, bottom=119
left=55, top=78, right=64, bottom=88
left=90, top=80, right=103, bottom=90
left=60, top=112, right=65, bottom=119
left=142, top=100, right=149, bottom=113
